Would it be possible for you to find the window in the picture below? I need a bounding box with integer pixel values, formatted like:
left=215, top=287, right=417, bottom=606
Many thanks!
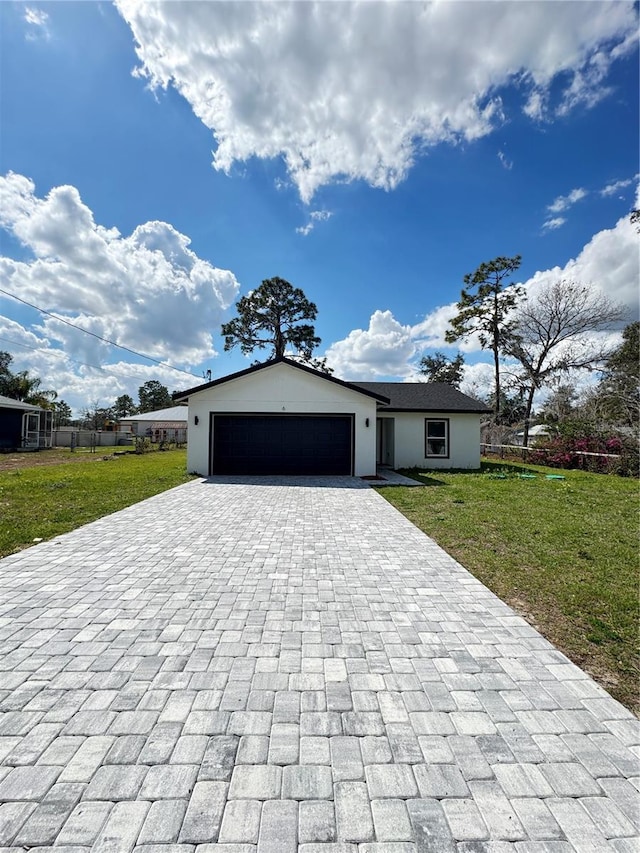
left=425, top=418, right=449, bottom=458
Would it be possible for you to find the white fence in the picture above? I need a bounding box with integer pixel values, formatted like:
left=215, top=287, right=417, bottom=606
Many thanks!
left=53, top=431, right=131, bottom=448
left=481, top=442, right=620, bottom=460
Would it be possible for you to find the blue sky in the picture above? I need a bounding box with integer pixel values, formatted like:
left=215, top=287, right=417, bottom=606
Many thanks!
left=0, top=1, right=638, bottom=414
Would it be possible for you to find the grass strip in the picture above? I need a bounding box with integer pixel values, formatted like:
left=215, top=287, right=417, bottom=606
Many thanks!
left=0, top=449, right=195, bottom=558
left=380, top=460, right=639, bottom=714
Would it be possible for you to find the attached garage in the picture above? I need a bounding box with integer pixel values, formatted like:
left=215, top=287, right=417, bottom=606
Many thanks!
left=175, top=357, right=489, bottom=477
left=176, top=358, right=386, bottom=478
left=211, top=414, right=353, bottom=475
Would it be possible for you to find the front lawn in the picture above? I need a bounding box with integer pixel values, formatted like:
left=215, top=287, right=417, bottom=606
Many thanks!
left=380, top=460, right=639, bottom=714
left=0, top=449, right=195, bottom=558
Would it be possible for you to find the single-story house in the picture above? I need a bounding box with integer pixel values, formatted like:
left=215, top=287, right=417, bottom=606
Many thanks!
left=0, top=394, right=53, bottom=450
left=512, top=424, right=553, bottom=446
left=175, top=357, right=489, bottom=477
left=117, top=405, right=188, bottom=442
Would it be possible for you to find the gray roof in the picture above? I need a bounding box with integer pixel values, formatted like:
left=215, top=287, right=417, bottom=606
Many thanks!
left=351, top=382, right=490, bottom=413
left=119, top=405, right=188, bottom=423
left=0, top=394, right=42, bottom=411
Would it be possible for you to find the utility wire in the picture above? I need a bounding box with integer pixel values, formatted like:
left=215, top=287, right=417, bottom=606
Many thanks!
left=0, top=286, right=201, bottom=379
left=0, top=335, right=128, bottom=374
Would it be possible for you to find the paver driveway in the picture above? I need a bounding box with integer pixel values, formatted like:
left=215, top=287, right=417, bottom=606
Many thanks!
left=0, top=476, right=638, bottom=852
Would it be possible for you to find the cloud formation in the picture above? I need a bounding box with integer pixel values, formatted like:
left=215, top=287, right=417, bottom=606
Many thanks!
left=296, top=209, right=333, bottom=236
left=600, top=176, right=636, bottom=197
left=326, top=198, right=638, bottom=381
left=23, top=6, right=50, bottom=39
left=547, top=187, right=589, bottom=214
left=326, top=310, right=417, bottom=379
left=542, top=217, right=567, bottom=232
left=0, top=172, right=240, bottom=410
left=116, top=0, right=636, bottom=202
left=525, top=201, right=639, bottom=314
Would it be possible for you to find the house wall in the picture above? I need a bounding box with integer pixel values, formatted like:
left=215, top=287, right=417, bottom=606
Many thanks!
left=186, top=362, right=378, bottom=476
left=0, top=408, right=23, bottom=449
left=380, top=411, right=482, bottom=469
left=120, top=421, right=187, bottom=439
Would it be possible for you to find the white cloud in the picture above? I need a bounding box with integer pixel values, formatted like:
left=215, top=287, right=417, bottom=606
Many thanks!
left=543, top=187, right=588, bottom=230
left=24, top=7, right=48, bottom=26
left=24, top=6, right=50, bottom=40
left=410, top=303, right=460, bottom=351
left=547, top=187, right=588, bottom=214
left=542, top=216, right=567, bottom=232
left=326, top=310, right=417, bottom=379
left=326, top=196, right=638, bottom=381
left=0, top=172, right=240, bottom=412
left=115, top=0, right=636, bottom=202
left=459, top=362, right=496, bottom=403
left=524, top=199, right=639, bottom=315
left=296, top=209, right=333, bottom=236
left=600, top=176, right=636, bottom=197
left=497, top=150, right=513, bottom=171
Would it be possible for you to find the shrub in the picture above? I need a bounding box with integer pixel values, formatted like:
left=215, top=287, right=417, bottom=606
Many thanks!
left=529, top=420, right=638, bottom=476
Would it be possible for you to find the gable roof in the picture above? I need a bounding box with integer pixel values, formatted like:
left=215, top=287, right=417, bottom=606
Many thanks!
left=174, top=357, right=390, bottom=404
left=119, top=405, right=188, bottom=423
left=351, top=382, right=490, bottom=413
left=0, top=394, right=42, bottom=412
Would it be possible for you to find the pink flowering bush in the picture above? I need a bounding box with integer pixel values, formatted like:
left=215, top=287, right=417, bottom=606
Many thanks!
left=529, top=422, right=638, bottom=477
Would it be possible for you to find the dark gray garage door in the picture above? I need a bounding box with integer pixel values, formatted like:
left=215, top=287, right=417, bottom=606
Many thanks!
left=211, top=414, right=353, bottom=475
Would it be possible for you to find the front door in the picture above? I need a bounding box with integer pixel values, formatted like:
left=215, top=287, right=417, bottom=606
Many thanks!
left=22, top=412, right=40, bottom=448
left=376, top=417, right=394, bottom=467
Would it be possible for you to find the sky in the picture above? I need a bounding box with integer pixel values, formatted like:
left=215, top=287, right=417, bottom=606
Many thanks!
left=0, top=0, right=638, bottom=415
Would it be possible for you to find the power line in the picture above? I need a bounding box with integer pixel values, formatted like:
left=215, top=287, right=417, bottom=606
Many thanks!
left=0, top=336, right=107, bottom=373
left=0, top=286, right=201, bottom=379
left=0, top=335, right=204, bottom=391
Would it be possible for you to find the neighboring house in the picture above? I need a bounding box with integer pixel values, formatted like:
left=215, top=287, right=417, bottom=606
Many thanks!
left=0, top=394, right=53, bottom=450
left=117, top=405, right=188, bottom=442
left=175, top=358, right=489, bottom=477
left=514, top=424, right=552, bottom=446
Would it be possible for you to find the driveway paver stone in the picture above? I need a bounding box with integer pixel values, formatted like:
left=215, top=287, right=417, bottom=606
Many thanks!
left=0, top=474, right=638, bottom=851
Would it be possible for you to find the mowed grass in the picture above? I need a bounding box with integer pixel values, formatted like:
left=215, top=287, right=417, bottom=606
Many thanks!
left=380, top=460, right=639, bottom=714
left=0, top=449, right=195, bottom=558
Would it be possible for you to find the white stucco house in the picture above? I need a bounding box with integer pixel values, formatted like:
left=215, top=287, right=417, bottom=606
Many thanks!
left=117, top=405, right=188, bottom=442
left=175, top=358, right=489, bottom=477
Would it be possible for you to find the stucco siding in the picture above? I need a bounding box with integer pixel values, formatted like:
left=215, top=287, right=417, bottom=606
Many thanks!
left=186, top=362, right=378, bottom=476
left=381, top=411, right=481, bottom=469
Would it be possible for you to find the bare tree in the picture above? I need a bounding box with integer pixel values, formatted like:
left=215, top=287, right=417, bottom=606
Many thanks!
left=506, top=279, right=625, bottom=446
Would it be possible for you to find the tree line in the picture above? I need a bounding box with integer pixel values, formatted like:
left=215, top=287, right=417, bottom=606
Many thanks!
left=2, top=265, right=636, bottom=444
left=0, top=353, right=176, bottom=429
left=426, top=255, right=630, bottom=446
left=220, top=272, right=635, bottom=449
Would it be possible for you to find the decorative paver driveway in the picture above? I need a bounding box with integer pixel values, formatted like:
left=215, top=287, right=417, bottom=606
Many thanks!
left=0, top=476, right=638, bottom=852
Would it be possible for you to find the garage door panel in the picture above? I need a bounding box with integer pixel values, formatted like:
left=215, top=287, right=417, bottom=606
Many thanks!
left=212, top=414, right=352, bottom=475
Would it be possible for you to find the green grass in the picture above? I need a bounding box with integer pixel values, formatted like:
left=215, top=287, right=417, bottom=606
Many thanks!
left=0, top=450, right=195, bottom=558
left=379, top=459, right=640, bottom=714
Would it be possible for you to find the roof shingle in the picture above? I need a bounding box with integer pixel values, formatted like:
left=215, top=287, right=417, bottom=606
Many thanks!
left=350, top=382, right=490, bottom=413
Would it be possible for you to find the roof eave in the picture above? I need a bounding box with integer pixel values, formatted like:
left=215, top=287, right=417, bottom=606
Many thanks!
left=378, top=407, right=491, bottom=414
left=174, top=357, right=390, bottom=404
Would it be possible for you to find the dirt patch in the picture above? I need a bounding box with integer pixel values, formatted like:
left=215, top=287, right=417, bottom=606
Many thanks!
left=0, top=449, right=107, bottom=472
